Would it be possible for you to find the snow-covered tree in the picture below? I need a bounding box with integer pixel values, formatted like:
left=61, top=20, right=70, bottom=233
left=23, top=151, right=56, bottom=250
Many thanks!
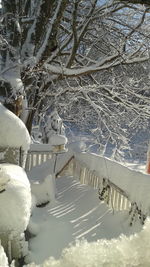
left=41, top=110, right=65, bottom=143
left=0, top=0, right=150, bottom=158
left=120, top=0, right=150, bottom=4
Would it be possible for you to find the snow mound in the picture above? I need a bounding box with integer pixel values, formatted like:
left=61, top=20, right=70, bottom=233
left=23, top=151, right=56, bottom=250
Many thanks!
left=0, top=103, right=31, bottom=150
left=25, top=218, right=150, bottom=267
left=49, top=134, right=68, bottom=146
left=68, top=141, right=87, bottom=153
left=0, top=242, right=8, bottom=267
left=31, top=175, right=55, bottom=206
left=0, top=164, right=31, bottom=233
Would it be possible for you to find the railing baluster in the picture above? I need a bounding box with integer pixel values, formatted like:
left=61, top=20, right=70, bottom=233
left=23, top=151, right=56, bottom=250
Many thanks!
left=25, top=150, right=52, bottom=171
left=25, top=150, right=131, bottom=214
left=72, top=159, right=131, bottom=212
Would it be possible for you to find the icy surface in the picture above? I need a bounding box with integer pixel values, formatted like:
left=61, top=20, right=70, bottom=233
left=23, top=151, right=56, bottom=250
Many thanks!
left=0, top=164, right=31, bottom=233
left=0, top=103, right=31, bottom=150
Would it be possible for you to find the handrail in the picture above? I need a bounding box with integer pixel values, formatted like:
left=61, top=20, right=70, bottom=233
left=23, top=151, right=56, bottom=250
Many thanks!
left=61, top=156, right=147, bottom=225
left=25, top=149, right=130, bottom=211
left=25, top=148, right=147, bottom=225
left=25, top=150, right=52, bottom=171
left=71, top=157, right=131, bottom=212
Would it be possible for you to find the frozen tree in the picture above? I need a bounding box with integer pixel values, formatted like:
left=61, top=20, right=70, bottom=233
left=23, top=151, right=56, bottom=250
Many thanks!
left=119, top=0, right=150, bottom=4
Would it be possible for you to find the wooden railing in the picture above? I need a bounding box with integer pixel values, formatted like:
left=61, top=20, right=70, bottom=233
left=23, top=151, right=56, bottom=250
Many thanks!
left=25, top=145, right=52, bottom=171
left=25, top=147, right=146, bottom=225
left=59, top=156, right=131, bottom=212
left=25, top=148, right=131, bottom=212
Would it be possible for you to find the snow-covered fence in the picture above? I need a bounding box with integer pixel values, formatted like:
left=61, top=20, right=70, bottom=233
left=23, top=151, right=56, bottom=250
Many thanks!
left=25, top=146, right=149, bottom=224
left=62, top=156, right=131, bottom=212
left=25, top=144, right=52, bottom=171
left=74, top=152, right=150, bottom=225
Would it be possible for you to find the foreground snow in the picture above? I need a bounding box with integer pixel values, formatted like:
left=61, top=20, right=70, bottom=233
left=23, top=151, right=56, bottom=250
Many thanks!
left=25, top=176, right=141, bottom=265
left=15, top=145, right=149, bottom=266
left=0, top=242, right=8, bottom=267
left=0, top=164, right=31, bottom=233
left=25, top=217, right=150, bottom=267
left=0, top=164, right=31, bottom=261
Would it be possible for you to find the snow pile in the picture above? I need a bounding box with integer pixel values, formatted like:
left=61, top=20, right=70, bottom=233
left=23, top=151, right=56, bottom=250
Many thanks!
left=76, top=152, right=150, bottom=214
left=2, top=70, right=24, bottom=93
left=0, top=242, right=8, bottom=267
left=0, top=164, right=31, bottom=233
left=25, top=217, right=150, bottom=267
left=31, top=175, right=55, bottom=206
left=0, top=103, right=31, bottom=150
left=68, top=141, right=87, bottom=153
left=29, top=143, right=52, bottom=152
left=45, top=110, right=65, bottom=142
left=49, top=134, right=68, bottom=146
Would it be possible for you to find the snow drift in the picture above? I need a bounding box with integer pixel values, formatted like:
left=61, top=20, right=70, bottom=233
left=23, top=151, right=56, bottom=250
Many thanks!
left=25, top=217, right=150, bottom=267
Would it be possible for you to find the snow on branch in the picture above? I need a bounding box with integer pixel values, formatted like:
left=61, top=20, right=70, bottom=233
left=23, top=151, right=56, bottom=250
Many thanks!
left=44, top=52, right=149, bottom=77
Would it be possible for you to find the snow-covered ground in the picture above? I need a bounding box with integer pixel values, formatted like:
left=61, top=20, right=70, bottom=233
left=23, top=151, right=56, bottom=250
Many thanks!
left=0, top=150, right=149, bottom=266
left=24, top=174, right=143, bottom=266
left=27, top=176, right=142, bottom=265
left=0, top=137, right=149, bottom=266
left=26, top=216, right=150, bottom=267
left=16, top=141, right=150, bottom=267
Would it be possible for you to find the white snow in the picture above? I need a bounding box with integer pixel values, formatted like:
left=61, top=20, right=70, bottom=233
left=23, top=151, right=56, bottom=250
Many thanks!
left=1, top=140, right=150, bottom=266
left=2, top=71, right=24, bottom=94
left=24, top=175, right=142, bottom=265
left=49, top=134, right=68, bottom=146
left=29, top=143, right=52, bottom=152
left=0, top=103, right=31, bottom=150
left=0, top=164, right=31, bottom=233
left=0, top=242, right=8, bottom=267
left=76, top=152, right=150, bottom=214
left=25, top=218, right=150, bottom=267
left=31, top=175, right=55, bottom=206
